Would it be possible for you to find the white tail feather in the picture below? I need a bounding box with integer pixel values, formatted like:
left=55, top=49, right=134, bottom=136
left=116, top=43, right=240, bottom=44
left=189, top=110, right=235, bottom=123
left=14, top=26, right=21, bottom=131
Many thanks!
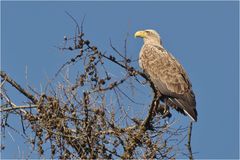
left=183, top=110, right=196, bottom=122
left=173, top=98, right=196, bottom=122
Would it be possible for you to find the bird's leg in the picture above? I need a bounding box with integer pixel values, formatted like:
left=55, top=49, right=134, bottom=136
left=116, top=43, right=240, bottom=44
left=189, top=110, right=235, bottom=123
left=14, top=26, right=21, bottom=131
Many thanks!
left=152, top=90, right=161, bottom=116
left=152, top=92, right=171, bottom=119
left=162, top=98, right=171, bottom=119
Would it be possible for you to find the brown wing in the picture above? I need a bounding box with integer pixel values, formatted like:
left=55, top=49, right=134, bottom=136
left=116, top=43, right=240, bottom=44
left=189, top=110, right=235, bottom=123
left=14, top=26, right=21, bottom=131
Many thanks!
left=140, top=44, right=197, bottom=121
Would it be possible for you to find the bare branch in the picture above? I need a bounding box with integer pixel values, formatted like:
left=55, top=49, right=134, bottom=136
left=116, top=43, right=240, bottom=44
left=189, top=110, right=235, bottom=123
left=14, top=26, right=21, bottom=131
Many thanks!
left=0, top=105, right=37, bottom=112
left=186, top=121, right=194, bottom=160
left=65, top=11, right=80, bottom=35
left=0, top=71, right=38, bottom=104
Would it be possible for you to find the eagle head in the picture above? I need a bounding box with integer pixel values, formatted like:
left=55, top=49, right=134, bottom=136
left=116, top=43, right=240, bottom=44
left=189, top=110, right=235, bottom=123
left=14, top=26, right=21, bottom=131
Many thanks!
left=135, top=29, right=162, bottom=46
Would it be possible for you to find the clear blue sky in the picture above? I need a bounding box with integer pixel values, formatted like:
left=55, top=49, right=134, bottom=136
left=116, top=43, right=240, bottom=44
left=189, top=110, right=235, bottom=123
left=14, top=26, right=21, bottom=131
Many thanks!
left=1, top=1, right=239, bottom=159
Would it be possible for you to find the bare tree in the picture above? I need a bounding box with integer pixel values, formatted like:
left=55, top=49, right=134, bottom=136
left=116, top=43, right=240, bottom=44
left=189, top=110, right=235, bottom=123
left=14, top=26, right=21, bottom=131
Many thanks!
left=1, top=18, right=195, bottom=159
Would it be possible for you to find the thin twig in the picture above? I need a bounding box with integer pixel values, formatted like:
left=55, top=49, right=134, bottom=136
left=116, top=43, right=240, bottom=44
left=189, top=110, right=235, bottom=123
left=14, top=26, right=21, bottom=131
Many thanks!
left=186, top=121, right=194, bottom=160
left=110, top=39, right=126, bottom=59
left=65, top=11, right=80, bottom=35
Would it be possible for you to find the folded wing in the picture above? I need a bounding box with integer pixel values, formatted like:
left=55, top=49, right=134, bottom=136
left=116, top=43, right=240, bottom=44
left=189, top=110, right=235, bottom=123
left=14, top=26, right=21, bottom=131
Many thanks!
left=140, top=44, right=197, bottom=121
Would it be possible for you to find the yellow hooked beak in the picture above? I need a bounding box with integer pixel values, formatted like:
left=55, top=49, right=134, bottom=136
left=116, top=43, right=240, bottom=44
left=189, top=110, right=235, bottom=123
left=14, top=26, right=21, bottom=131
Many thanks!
left=134, top=30, right=147, bottom=38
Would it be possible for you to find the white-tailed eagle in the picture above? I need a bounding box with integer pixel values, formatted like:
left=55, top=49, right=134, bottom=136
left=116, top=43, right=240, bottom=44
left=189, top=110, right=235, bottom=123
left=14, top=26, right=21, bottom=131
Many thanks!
left=135, top=29, right=197, bottom=121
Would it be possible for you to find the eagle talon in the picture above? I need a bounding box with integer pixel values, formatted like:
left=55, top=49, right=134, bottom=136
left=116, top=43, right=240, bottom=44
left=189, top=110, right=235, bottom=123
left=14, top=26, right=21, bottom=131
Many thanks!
left=162, top=109, right=172, bottom=119
left=153, top=103, right=171, bottom=119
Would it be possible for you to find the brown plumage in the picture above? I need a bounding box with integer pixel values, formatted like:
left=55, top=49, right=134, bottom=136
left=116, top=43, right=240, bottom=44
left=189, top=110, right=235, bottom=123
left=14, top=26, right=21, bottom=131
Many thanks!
left=135, top=29, right=197, bottom=121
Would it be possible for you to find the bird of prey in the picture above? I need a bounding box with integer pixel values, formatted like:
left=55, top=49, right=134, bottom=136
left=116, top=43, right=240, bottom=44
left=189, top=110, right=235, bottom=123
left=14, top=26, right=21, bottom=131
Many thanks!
left=135, top=29, right=197, bottom=121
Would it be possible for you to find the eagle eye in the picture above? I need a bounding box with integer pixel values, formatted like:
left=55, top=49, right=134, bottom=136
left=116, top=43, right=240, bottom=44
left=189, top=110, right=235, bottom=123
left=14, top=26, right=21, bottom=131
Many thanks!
left=145, top=30, right=151, bottom=34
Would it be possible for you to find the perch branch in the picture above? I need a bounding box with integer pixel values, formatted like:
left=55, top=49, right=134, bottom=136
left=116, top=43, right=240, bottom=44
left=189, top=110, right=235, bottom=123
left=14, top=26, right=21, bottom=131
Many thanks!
left=142, top=90, right=161, bottom=129
left=0, top=71, right=38, bottom=104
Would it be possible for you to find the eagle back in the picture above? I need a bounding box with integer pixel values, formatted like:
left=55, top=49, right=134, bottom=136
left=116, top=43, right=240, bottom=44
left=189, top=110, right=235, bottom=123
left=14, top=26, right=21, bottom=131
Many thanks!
left=139, top=44, right=191, bottom=96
